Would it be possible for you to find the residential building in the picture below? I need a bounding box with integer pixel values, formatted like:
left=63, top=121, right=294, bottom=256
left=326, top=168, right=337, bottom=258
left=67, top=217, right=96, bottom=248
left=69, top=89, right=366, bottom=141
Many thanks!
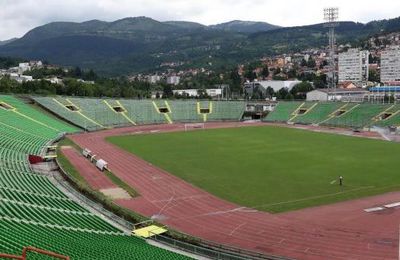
left=147, top=75, right=161, bottom=84
left=337, top=82, right=358, bottom=89
left=46, top=77, right=63, bottom=84
left=338, top=48, right=369, bottom=85
left=172, top=88, right=222, bottom=98
left=381, top=46, right=400, bottom=84
left=18, top=63, right=31, bottom=74
left=166, top=76, right=180, bottom=85
left=244, top=80, right=301, bottom=96
left=306, top=88, right=368, bottom=102
left=9, top=73, right=33, bottom=83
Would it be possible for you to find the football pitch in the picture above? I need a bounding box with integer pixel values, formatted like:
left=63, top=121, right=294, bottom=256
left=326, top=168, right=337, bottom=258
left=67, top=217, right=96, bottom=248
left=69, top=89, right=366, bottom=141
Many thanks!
left=107, top=126, right=400, bottom=212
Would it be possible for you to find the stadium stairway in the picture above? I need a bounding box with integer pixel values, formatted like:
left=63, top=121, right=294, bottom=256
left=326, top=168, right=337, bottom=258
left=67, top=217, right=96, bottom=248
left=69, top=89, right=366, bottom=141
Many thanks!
left=152, top=100, right=173, bottom=124
left=288, top=102, right=318, bottom=123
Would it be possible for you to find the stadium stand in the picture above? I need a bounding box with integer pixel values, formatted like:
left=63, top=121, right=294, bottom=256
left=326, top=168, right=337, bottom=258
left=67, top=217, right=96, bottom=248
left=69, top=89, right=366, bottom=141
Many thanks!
left=35, top=96, right=246, bottom=129
left=323, top=103, right=391, bottom=128
left=263, top=101, right=399, bottom=129
left=33, top=96, right=103, bottom=131
left=169, top=100, right=201, bottom=122
left=120, top=99, right=166, bottom=125
left=292, top=102, right=343, bottom=125
left=206, top=101, right=245, bottom=121
left=263, top=101, right=303, bottom=123
left=68, top=97, right=132, bottom=128
left=373, top=104, right=400, bottom=127
left=0, top=219, right=186, bottom=259
left=288, top=102, right=318, bottom=122
left=0, top=95, right=188, bottom=259
left=0, top=95, right=78, bottom=133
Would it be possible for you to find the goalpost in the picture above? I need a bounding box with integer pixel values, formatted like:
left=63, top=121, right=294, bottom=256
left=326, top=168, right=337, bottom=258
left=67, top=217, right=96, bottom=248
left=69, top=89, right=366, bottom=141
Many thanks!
left=184, top=123, right=205, bottom=131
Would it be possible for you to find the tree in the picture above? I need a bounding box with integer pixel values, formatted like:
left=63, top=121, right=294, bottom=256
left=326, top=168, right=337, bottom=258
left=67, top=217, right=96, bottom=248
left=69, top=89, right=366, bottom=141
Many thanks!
left=261, top=66, right=269, bottom=78
left=84, top=69, right=97, bottom=81
left=229, top=68, right=242, bottom=93
left=162, top=84, right=173, bottom=98
left=71, top=66, right=83, bottom=78
left=244, top=65, right=257, bottom=81
left=0, top=76, right=18, bottom=92
left=276, top=88, right=289, bottom=100
left=251, top=86, right=265, bottom=100
left=266, top=87, right=275, bottom=99
left=307, top=58, right=316, bottom=68
left=290, top=81, right=314, bottom=100
left=287, top=69, right=297, bottom=79
left=368, top=70, right=380, bottom=83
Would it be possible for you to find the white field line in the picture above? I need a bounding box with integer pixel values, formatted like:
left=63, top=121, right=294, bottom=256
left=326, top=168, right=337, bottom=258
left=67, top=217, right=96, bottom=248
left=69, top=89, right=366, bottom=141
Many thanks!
left=384, top=202, right=400, bottom=208
left=249, top=186, right=375, bottom=210
left=229, top=222, right=247, bottom=235
left=167, top=186, right=376, bottom=222
left=364, top=207, right=385, bottom=212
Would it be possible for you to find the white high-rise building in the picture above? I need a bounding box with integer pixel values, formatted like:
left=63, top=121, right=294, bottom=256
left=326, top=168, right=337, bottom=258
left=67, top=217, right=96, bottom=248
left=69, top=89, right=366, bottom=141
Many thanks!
left=381, top=46, right=400, bottom=83
left=338, top=48, right=369, bottom=85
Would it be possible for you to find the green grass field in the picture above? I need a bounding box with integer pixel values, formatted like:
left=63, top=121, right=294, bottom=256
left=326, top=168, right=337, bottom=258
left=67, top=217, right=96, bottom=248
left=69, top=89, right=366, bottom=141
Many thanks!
left=107, top=126, right=400, bottom=212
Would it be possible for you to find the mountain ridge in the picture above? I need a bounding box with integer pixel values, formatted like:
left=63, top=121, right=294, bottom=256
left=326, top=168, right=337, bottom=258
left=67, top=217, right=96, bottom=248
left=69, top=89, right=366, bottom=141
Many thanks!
left=1, top=16, right=400, bottom=75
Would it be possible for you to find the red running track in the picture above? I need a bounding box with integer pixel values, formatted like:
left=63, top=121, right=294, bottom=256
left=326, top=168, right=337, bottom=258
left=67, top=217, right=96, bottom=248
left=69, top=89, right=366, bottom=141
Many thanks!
left=69, top=122, right=399, bottom=260
left=61, top=146, right=116, bottom=190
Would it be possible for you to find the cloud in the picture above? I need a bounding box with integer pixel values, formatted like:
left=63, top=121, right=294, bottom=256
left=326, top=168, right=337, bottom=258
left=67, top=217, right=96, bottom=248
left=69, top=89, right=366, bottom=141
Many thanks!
left=0, top=0, right=400, bottom=40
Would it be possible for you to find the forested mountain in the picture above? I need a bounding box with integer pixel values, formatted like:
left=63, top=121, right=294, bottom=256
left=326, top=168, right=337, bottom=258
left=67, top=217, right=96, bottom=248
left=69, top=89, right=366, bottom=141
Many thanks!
left=1, top=16, right=399, bottom=75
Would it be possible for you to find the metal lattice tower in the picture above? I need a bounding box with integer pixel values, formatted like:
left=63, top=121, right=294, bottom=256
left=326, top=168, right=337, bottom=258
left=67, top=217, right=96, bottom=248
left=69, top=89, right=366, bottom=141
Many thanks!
left=324, top=7, right=339, bottom=99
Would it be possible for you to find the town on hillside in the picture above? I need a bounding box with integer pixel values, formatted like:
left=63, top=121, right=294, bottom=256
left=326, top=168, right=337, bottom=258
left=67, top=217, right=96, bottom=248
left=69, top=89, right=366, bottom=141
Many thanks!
left=1, top=29, right=400, bottom=103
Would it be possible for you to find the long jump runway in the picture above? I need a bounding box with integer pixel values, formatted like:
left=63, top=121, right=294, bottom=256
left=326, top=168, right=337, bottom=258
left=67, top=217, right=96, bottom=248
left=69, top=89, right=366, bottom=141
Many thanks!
left=69, top=122, right=399, bottom=260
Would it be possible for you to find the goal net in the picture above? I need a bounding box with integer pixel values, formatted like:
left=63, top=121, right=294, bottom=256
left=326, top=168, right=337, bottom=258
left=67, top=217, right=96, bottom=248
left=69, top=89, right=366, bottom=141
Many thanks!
left=184, top=123, right=205, bottom=131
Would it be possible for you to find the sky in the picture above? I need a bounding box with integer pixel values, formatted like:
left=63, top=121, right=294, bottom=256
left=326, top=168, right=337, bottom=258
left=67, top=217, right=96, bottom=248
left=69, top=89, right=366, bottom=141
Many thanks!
left=1, top=0, right=400, bottom=40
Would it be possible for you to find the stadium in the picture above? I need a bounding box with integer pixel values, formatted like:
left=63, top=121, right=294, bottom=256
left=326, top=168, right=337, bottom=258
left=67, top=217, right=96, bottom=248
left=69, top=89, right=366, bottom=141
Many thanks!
left=0, top=95, right=399, bottom=260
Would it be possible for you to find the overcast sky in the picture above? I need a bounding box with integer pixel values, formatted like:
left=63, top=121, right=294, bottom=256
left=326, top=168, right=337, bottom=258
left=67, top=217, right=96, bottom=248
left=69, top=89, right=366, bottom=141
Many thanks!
left=1, top=0, right=400, bottom=40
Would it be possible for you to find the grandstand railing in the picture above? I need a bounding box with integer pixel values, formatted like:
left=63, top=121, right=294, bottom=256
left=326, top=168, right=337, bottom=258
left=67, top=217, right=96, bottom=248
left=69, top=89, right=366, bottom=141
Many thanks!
left=149, top=232, right=292, bottom=260
left=0, top=246, right=70, bottom=260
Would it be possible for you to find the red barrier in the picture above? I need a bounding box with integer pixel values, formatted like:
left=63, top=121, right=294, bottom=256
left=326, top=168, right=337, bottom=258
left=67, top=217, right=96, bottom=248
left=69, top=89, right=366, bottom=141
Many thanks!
left=28, top=155, right=43, bottom=164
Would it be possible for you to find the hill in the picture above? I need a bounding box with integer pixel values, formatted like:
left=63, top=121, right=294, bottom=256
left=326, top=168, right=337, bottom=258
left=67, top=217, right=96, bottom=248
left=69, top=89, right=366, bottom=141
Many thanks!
left=210, top=20, right=280, bottom=33
left=1, top=16, right=400, bottom=75
left=0, top=38, right=18, bottom=46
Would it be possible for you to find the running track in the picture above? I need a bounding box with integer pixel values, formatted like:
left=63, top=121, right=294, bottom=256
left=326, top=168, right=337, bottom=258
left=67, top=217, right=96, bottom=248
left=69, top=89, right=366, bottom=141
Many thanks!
left=69, top=122, right=399, bottom=260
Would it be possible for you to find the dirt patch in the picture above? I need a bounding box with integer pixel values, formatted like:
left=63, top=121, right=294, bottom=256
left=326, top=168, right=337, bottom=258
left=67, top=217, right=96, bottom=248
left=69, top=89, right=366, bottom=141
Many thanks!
left=100, top=187, right=131, bottom=200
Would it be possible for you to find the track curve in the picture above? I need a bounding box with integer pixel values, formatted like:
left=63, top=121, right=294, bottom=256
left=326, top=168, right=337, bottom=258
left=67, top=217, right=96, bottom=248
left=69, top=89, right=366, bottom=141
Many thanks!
left=69, top=122, right=399, bottom=260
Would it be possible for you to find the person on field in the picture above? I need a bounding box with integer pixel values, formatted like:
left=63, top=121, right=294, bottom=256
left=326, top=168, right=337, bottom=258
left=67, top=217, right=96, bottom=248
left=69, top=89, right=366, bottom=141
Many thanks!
left=339, top=176, right=343, bottom=186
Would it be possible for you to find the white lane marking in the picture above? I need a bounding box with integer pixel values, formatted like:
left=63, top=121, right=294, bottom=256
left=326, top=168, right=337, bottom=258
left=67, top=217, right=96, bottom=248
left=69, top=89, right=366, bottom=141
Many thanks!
left=384, top=202, right=400, bottom=208
left=364, top=207, right=385, bottom=212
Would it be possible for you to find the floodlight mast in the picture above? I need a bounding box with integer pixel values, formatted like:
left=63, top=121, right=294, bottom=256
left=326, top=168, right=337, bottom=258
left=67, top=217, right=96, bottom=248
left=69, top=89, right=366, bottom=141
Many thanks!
left=324, top=7, right=339, bottom=101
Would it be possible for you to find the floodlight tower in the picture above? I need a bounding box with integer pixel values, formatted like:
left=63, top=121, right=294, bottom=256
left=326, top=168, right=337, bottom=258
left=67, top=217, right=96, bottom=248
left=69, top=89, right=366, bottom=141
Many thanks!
left=324, top=7, right=339, bottom=99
